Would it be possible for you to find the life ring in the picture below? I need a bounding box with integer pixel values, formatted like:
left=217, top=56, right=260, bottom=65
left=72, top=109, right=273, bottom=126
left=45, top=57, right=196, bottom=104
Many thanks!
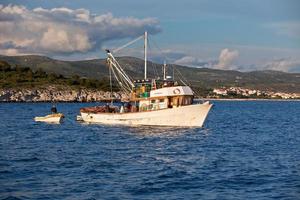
left=173, top=88, right=181, bottom=94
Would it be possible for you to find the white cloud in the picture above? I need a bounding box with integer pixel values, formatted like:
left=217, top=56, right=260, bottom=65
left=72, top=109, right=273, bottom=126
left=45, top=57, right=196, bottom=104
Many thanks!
left=263, top=58, right=300, bottom=72
left=173, top=56, right=210, bottom=67
left=153, top=46, right=300, bottom=73
left=0, top=4, right=161, bottom=56
left=0, top=48, right=19, bottom=56
left=174, top=56, right=198, bottom=65
left=214, top=48, right=239, bottom=70
left=267, top=21, right=300, bottom=38
left=113, top=47, right=189, bottom=65
left=170, top=48, right=239, bottom=70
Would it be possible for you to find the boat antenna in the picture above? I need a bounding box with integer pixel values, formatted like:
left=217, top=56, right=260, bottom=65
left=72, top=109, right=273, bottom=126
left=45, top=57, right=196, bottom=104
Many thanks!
left=144, top=31, right=148, bottom=80
left=163, top=60, right=167, bottom=80
left=173, top=65, right=175, bottom=81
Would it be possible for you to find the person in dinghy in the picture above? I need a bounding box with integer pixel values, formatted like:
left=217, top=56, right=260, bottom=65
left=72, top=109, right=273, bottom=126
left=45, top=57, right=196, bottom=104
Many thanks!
left=34, top=103, right=64, bottom=123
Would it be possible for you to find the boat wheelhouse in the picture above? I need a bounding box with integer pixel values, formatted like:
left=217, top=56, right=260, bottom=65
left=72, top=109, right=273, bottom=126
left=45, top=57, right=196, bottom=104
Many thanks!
left=129, top=79, right=194, bottom=112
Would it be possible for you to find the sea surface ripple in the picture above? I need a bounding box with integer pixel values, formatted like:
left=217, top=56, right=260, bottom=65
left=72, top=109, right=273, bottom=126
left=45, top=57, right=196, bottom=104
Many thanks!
left=0, top=101, right=300, bottom=200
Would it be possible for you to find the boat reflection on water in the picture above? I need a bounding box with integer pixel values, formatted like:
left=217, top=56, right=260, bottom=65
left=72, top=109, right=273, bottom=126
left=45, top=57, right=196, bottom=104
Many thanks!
left=78, top=119, right=212, bottom=138
left=107, top=125, right=211, bottom=138
left=126, top=126, right=202, bottom=137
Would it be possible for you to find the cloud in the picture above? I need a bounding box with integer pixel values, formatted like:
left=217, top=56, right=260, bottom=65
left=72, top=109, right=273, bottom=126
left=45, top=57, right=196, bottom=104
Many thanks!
left=154, top=47, right=300, bottom=73
left=173, top=56, right=211, bottom=67
left=170, top=48, right=239, bottom=69
left=263, top=58, right=300, bottom=72
left=0, top=4, right=161, bottom=56
left=267, top=21, right=300, bottom=38
left=114, top=48, right=189, bottom=65
left=0, top=48, right=20, bottom=56
left=155, top=49, right=187, bottom=63
left=214, top=48, right=239, bottom=70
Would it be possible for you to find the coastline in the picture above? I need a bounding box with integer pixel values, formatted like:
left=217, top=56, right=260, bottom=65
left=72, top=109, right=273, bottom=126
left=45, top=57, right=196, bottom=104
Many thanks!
left=0, top=87, right=126, bottom=102
left=201, top=98, right=300, bottom=102
left=1, top=87, right=299, bottom=103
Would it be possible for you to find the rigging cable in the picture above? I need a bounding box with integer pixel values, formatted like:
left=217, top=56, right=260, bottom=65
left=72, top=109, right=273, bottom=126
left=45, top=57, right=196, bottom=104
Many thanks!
left=148, top=37, right=203, bottom=99
left=109, top=63, right=113, bottom=105
left=112, top=35, right=143, bottom=53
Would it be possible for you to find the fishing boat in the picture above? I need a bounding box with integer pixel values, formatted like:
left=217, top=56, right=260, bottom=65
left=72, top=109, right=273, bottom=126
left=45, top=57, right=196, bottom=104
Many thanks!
left=34, top=113, right=64, bottom=123
left=80, top=32, right=212, bottom=127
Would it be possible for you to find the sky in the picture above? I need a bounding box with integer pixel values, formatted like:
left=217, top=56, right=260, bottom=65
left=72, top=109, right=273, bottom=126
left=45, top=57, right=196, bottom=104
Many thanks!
left=0, top=0, right=300, bottom=72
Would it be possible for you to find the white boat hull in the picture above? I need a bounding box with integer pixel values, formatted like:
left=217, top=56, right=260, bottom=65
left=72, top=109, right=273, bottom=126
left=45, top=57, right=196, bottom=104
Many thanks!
left=80, top=102, right=212, bottom=127
left=34, top=113, right=64, bottom=123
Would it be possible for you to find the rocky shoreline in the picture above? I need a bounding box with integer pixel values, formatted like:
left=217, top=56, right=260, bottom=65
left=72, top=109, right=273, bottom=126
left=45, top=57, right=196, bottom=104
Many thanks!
left=0, top=87, right=127, bottom=102
left=1, top=87, right=299, bottom=102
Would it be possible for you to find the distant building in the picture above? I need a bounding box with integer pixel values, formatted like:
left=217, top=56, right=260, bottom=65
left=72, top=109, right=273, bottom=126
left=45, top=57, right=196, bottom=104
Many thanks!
left=213, top=88, right=228, bottom=96
left=212, top=87, right=300, bottom=99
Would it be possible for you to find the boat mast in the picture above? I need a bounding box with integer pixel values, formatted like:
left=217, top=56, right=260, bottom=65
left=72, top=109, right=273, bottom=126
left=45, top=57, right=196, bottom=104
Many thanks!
left=163, top=60, right=166, bottom=80
left=109, top=61, right=113, bottom=105
left=144, top=31, right=148, bottom=80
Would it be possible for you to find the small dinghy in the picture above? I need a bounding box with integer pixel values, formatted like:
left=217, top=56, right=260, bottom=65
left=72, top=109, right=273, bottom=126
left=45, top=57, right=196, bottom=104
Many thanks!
left=34, top=113, right=64, bottom=123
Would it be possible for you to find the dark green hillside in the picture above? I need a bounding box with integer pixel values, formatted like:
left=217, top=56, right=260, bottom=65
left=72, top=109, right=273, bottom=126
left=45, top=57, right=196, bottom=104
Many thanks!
left=0, top=60, right=111, bottom=90
left=0, top=55, right=109, bottom=79
left=0, top=55, right=299, bottom=93
left=167, top=65, right=300, bottom=93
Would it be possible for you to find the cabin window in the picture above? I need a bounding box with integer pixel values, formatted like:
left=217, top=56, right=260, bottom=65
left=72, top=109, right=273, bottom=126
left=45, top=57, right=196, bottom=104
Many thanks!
left=151, top=100, right=155, bottom=103
left=173, top=98, right=179, bottom=107
left=179, top=97, right=183, bottom=106
left=180, top=96, right=192, bottom=105
left=159, top=99, right=164, bottom=103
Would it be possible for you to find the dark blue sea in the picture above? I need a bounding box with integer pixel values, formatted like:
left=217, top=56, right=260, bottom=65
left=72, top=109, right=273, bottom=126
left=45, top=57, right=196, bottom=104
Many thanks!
left=0, top=101, right=300, bottom=200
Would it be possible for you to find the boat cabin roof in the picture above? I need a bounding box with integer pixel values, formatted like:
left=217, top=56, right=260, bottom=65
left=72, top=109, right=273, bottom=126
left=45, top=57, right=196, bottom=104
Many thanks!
left=150, top=86, right=193, bottom=98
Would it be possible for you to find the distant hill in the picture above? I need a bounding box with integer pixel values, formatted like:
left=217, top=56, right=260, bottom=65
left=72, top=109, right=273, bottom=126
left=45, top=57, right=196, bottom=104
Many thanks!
left=0, top=60, right=111, bottom=91
left=0, top=55, right=299, bottom=93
